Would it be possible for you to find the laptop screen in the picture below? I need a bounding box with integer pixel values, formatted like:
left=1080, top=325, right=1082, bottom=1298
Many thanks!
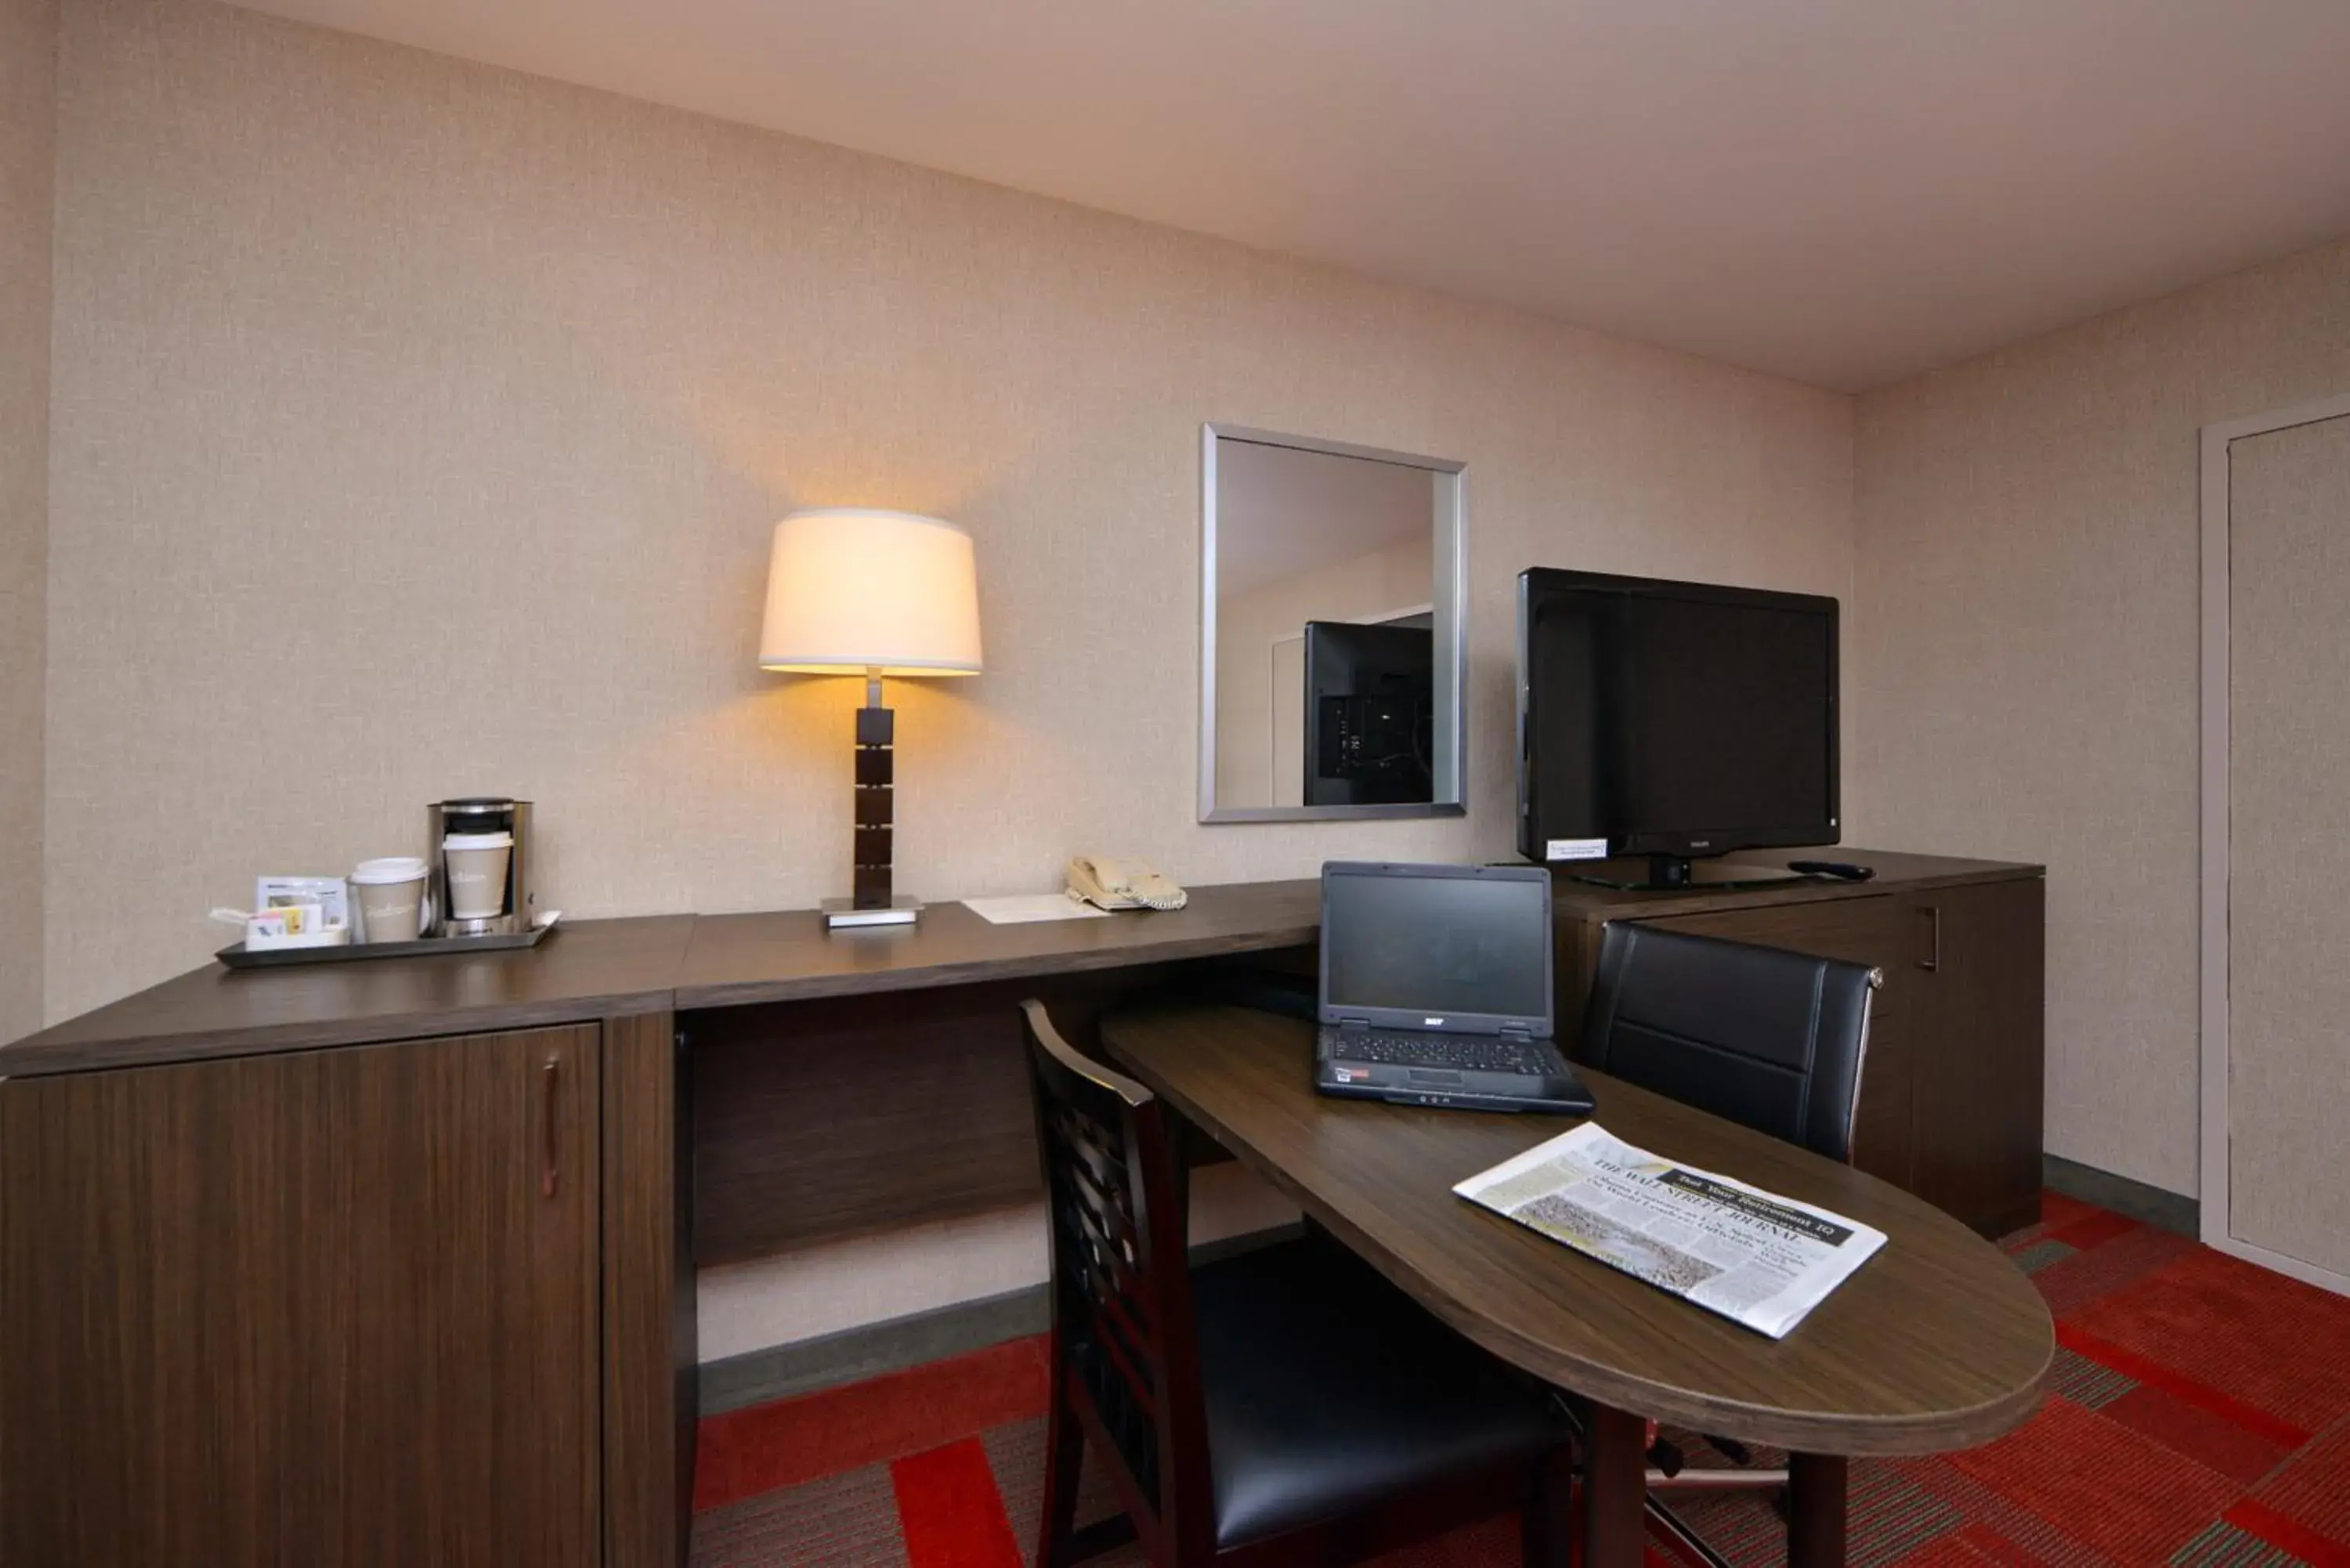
left=1321, top=865, right=1553, bottom=1030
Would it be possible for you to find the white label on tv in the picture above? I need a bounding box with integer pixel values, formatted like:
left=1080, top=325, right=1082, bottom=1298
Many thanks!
left=1545, top=838, right=1608, bottom=862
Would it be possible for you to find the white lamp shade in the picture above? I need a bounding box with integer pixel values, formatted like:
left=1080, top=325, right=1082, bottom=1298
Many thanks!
left=758, top=508, right=983, bottom=677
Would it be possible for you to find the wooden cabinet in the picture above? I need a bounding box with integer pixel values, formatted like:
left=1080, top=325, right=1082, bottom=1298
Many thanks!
left=1902, top=877, right=2044, bottom=1237
left=0, top=1024, right=604, bottom=1568
left=1556, top=862, right=2044, bottom=1237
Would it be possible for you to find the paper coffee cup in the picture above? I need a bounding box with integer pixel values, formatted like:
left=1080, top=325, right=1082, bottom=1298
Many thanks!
left=443, top=832, right=513, bottom=922
left=352, top=857, right=431, bottom=942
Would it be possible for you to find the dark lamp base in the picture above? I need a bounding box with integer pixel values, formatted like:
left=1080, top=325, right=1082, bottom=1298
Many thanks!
left=822, top=895, right=924, bottom=930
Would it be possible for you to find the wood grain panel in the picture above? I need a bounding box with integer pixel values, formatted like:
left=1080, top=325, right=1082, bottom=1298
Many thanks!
left=689, top=986, right=1039, bottom=1264
left=1103, top=1002, right=2051, bottom=1457
left=603, top=1010, right=694, bottom=1568
left=0, top=1026, right=602, bottom=1566
left=687, top=974, right=1154, bottom=1263
left=1907, top=879, right=2045, bottom=1238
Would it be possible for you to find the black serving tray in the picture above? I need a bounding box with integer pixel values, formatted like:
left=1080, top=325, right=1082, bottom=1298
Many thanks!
left=215, top=923, right=555, bottom=970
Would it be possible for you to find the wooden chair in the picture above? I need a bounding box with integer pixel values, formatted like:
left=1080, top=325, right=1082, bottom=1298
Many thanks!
left=1576, top=922, right=1885, bottom=1568
left=1020, top=999, right=1573, bottom=1568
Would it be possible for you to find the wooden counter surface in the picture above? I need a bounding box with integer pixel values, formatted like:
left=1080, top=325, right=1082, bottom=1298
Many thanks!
left=671, top=880, right=1319, bottom=1009
left=2, top=852, right=2035, bottom=1078
left=1104, top=999, right=2053, bottom=1456
left=0, top=916, right=700, bottom=1077
left=0, top=883, right=1322, bottom=1075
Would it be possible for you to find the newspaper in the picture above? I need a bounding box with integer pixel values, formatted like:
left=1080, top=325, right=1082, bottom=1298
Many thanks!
left=1453, top=1123, right=1885, bottom=1339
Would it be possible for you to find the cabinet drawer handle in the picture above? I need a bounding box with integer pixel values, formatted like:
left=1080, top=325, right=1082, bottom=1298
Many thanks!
left=541, top=1055, right=560, bottom=1198
left=1918, top=905, right=1942, bottom=972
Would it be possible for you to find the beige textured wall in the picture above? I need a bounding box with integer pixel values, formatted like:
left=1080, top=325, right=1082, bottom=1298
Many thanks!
left=44, top=0, right=1854, bottom=1024
left=1849, top=237, right=2350, bottom=1198
left=700, top=1162, right=1297, bottom=1361
left=0, top=0, right=57, bottom=1044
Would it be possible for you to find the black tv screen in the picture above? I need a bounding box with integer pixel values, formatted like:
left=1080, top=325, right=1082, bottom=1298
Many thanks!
left=1302, top=621, right=1434, bottom=807
left=1517, top=569, right=1838, bottom=865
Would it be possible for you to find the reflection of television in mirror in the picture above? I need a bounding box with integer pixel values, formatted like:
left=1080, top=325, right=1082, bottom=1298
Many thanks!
left=1302, top=621, right=1434, bottom=806
left=1516, top=568, right=1838, bottom=886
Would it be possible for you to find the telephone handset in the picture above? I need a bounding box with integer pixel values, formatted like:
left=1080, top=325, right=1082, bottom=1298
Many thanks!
left=1066, top=856, right=1189, bottom=912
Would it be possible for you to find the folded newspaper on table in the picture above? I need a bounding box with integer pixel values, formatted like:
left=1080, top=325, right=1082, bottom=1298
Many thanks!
left=1453, top=1122, right=1885, bottom=1339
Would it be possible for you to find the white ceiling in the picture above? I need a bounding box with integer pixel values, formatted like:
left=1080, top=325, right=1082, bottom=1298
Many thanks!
left=228, top=0, right=2350, bottom=390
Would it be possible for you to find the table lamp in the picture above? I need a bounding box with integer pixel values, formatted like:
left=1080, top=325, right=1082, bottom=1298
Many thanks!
left=761, top=508, right=984, bottom=929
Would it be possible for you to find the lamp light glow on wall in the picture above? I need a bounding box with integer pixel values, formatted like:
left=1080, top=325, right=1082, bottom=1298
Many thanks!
left=760, top=508, right=983, bottom=929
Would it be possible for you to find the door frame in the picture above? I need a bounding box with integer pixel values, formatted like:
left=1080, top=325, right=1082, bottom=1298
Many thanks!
left=1267, top=630, right=1304, bottom=804
left=2198, top=391, right=2350, bottom=1294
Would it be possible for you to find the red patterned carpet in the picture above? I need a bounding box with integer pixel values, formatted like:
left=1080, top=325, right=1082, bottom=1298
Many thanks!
left=691, top=1194, right=2350, bottom=1567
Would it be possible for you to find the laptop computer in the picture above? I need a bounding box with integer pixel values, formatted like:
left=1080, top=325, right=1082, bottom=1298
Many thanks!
left=1314, top=861, right=1596, bottom=1115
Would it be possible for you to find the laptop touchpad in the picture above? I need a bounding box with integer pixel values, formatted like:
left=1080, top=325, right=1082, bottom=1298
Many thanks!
left=1407, top=1068, right=1465, bottom=1087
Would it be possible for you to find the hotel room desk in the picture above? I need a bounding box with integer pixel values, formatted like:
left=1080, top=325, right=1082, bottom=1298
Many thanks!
left=0, top=886, right=1323, bottom=1568
left=1099, top=1001, right=2054, bottom=1568
left=0, top=856, right=2037, bottom=1568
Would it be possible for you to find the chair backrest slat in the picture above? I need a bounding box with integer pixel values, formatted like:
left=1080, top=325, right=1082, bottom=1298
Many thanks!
left=1578, top=923, right=1880, bottom=1163
left=1021, top=999, right=1213, bottom=1558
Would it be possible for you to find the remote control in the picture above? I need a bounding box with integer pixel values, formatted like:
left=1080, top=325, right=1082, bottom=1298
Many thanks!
left=1788, top=859, right=1875, bottom=882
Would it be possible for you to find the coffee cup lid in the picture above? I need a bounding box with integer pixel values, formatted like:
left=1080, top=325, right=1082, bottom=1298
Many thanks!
left=352, top=857, right=428, bottom=883
left=443, top=832, right=514, bottom=849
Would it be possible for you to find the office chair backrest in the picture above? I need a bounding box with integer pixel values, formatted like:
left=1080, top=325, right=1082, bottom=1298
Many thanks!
left=1578, top=924, right=1881, bottom=1163
left=1019, top=999, right=1213, bottom=1559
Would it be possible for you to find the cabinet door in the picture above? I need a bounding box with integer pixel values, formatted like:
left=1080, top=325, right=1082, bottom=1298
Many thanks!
left=1632, top=895, right=1918, bottom=1190
left=0, top=1024, right=602, bottom=1568
left=1904, top=879, right=2044, bottom=1237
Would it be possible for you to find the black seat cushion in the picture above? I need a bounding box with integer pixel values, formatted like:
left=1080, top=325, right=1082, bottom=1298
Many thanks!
left=1191, top=1236, right=1560, bottom=1548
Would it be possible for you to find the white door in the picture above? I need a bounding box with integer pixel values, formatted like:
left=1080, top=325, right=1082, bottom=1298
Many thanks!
left=2219, top=407, right=2350, bottom=1288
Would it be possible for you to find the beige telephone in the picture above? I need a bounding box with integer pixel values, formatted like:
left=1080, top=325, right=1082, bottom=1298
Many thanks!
left=1066, top=856, right=1189, bottom=912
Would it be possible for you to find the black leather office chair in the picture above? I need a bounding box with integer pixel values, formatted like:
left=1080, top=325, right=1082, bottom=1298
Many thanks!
left=1575, top=923, right=1883, bottom=1568
left=1019, top=999, right=1573, bottom=1568
left=1579, top=923, right=1878, bottom=1163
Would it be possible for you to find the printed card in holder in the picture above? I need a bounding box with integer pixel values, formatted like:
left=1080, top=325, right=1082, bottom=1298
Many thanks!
left=1453, top=1122, right=1885, bottom=1339
left=258, top=875, right=352, bottom=932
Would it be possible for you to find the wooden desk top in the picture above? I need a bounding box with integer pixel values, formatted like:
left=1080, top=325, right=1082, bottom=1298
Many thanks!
left=2, top=851, right=2037, bottom=1079
left=1100, top=1001, right=2052, bottom=1457
left=0, top=916, right=702, bottom=1077
left=672, top=880, right=1319, bottom=1009
left=0, top=883, right=1320, bottom=1077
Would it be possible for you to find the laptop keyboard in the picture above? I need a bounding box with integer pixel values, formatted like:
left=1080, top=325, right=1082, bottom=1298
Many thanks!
left=1333, top=1031, right=1547, bottom=1075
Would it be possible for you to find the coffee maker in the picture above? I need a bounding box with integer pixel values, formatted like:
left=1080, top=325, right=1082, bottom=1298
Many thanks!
left=427, top=797, right=537, bottom=938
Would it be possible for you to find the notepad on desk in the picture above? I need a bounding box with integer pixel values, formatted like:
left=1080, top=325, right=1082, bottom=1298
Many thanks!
left=961, top=893, right=1112, bottom=925
left=1453, top=1122, right=1885, bottom=1339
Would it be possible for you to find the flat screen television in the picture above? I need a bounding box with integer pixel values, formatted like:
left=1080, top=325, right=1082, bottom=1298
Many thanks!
left=1516, top=568, right=1838, bottom=883
left=1301, top=621, right=1434, bottom=807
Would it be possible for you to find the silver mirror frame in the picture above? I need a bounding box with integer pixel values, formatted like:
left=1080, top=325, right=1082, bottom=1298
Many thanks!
left=1198, top=423, right=1469, bottom=823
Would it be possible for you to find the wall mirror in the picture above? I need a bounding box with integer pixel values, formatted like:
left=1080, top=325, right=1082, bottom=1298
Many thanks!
left=1200, top=425, right=1466, bottom=822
